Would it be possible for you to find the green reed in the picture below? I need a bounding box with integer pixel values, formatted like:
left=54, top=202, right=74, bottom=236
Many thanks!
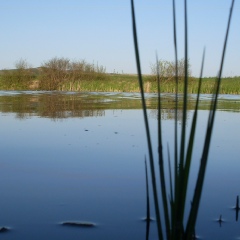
left=131, top=0, right=235, bottom=239
left=1, top=70, right=240, bottom=94
left=57, top=77, right=240, bottom=94
left=58, top=77, right=142, bottom=92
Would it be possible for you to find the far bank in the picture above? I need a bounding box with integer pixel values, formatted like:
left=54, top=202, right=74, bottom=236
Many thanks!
left=0, top=73, right=240, bottom=94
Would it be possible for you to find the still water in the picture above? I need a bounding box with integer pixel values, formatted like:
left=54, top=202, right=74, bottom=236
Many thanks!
left=0, top=91, right=239, bottom=240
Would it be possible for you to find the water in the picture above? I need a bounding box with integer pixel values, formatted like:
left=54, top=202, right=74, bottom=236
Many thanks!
left=0, top=91, right=239, bottom=239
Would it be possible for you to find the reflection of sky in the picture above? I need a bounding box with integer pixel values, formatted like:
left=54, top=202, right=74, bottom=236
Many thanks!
left=0, top=108, right=240, bottom=239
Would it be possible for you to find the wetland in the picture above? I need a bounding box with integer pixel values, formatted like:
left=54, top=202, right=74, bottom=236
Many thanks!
left=0, top=91, right=240, bottom=240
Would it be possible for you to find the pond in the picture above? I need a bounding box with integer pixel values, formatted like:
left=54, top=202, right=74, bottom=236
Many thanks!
left=0, top=91, right=239, bottom=240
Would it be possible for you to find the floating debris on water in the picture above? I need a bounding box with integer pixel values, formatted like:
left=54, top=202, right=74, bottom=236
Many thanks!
left=61, top=221, right=96, bottom=228
left=0, top=227, right=9, bottom=233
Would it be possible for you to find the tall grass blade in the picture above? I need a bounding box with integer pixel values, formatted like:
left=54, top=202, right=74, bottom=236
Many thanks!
left=145, top=158, right=150, bottom=240
left=235, top=195, right=239, bottom=222
left=185, top=1, right=235, bottom=238
left=172, top=0, right=179, bottom=187
left=156, top=54, right=170, bottom=239
left=130, top=1, right=163, bottom=239
left=175, top=0, right=189, bottom=237
left=167, top=143, right=174, bottom=234
left=171, top=0, right=179, bottom=239
left=167, top=143, right=174, bottom=206
left=179, top=0, right=188, bottom=170
left=145, top=157, right=150, bottom=222
left=181, top=48, right=205, bottom=217
left=172, top=1, right=179, bottom=238
left=167, top=144, right=175, bottom=239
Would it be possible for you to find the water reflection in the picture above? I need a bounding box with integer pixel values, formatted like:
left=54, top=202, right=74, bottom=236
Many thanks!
left=0, top=91, right=239, bottom=120
left=217, top=215, right=224, bottom=227
left=234, top=196, right=239, bottom=222
left=0, top=91, right=240, bottom=240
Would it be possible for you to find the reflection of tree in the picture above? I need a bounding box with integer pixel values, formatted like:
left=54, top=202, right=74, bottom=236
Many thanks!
left=148, top=96, right=240, bottom=120
left=0, top=92, right=238, bottom=120
left=0, top=92, right=141, bottom=120
left=149, top=109, right=185, bottom=121
left=0, top=93, right=108, bottom=120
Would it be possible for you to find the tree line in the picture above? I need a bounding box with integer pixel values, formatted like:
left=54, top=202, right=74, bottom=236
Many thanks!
left=0, top=57, right=192, bottom=91
left=0, top=58, right=108, bottom=90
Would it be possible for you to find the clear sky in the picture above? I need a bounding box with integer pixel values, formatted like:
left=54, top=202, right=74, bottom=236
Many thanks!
left=0, top=0, right=239, bottom=77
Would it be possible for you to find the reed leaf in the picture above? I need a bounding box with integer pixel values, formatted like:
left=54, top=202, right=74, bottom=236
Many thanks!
left=174, top=1, right=189, bottom=237
left=167, top=142, right=176, bottom=239
left=145, top=157, right=150, bottom=222
left=185, top=1, right=235, bottom=238
left=145, top=157, right=151, bottom=240
left=167, top=143, right=174, bottom=216
left=156, top=54, right=170, bottom=239
left=131, top=0, right=235, bottom=239
left=130, top=1, right=163, bottom=239
left=172, top=1, right=179, bottom=238
left=181, top=49, right=205, bottom=220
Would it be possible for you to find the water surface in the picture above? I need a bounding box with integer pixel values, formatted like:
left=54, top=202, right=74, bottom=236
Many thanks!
left=0, top=91, right=240, bottom=240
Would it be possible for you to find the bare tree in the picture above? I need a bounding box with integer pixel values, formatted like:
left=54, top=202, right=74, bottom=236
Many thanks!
left=38, top=57, right=108, bottom=90
left=39, top=57, right=71, bottom=90
left=151, top=58, right=191, bottom=83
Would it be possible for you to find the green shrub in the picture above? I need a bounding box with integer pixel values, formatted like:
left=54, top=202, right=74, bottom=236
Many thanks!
left=0, top=59, right=36, bottom=89
left=38, top=57, right=108, bottom=90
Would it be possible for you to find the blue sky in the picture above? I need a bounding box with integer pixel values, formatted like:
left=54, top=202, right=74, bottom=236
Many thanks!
left=0, top=0, right=239, bottom=77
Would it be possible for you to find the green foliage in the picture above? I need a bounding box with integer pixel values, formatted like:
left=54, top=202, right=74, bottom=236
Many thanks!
left=0, top=58, right=239, bottom=93
left=38, top=57, right=108, bottom=90
left=0, top=59, right=36, bottom=89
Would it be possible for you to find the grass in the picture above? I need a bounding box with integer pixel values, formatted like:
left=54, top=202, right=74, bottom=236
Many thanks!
left=131, top=0, right=235, bottom=239
left=1, top=71, right=240, bottom=94
left=58, top=75, right=141, bottom=92
left=59, top=75, right=240, bottom=94
left=44, top=75, right=240, bottom=94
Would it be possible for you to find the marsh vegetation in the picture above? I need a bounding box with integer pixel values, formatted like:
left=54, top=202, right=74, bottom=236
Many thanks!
left=0, top=0, right=239, bottom=239
left=1, top=58, right=240, bottom=94
left=130, top=0, right=236, bottom=239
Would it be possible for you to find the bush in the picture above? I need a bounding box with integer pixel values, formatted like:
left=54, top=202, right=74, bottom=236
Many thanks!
left=0, top=59, right=36, bottom=89
left=150, top=58, right=191, bottom=83
left=38, top=57, right=71, bottom=90
left=38, top=57, right=108, bottom=90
